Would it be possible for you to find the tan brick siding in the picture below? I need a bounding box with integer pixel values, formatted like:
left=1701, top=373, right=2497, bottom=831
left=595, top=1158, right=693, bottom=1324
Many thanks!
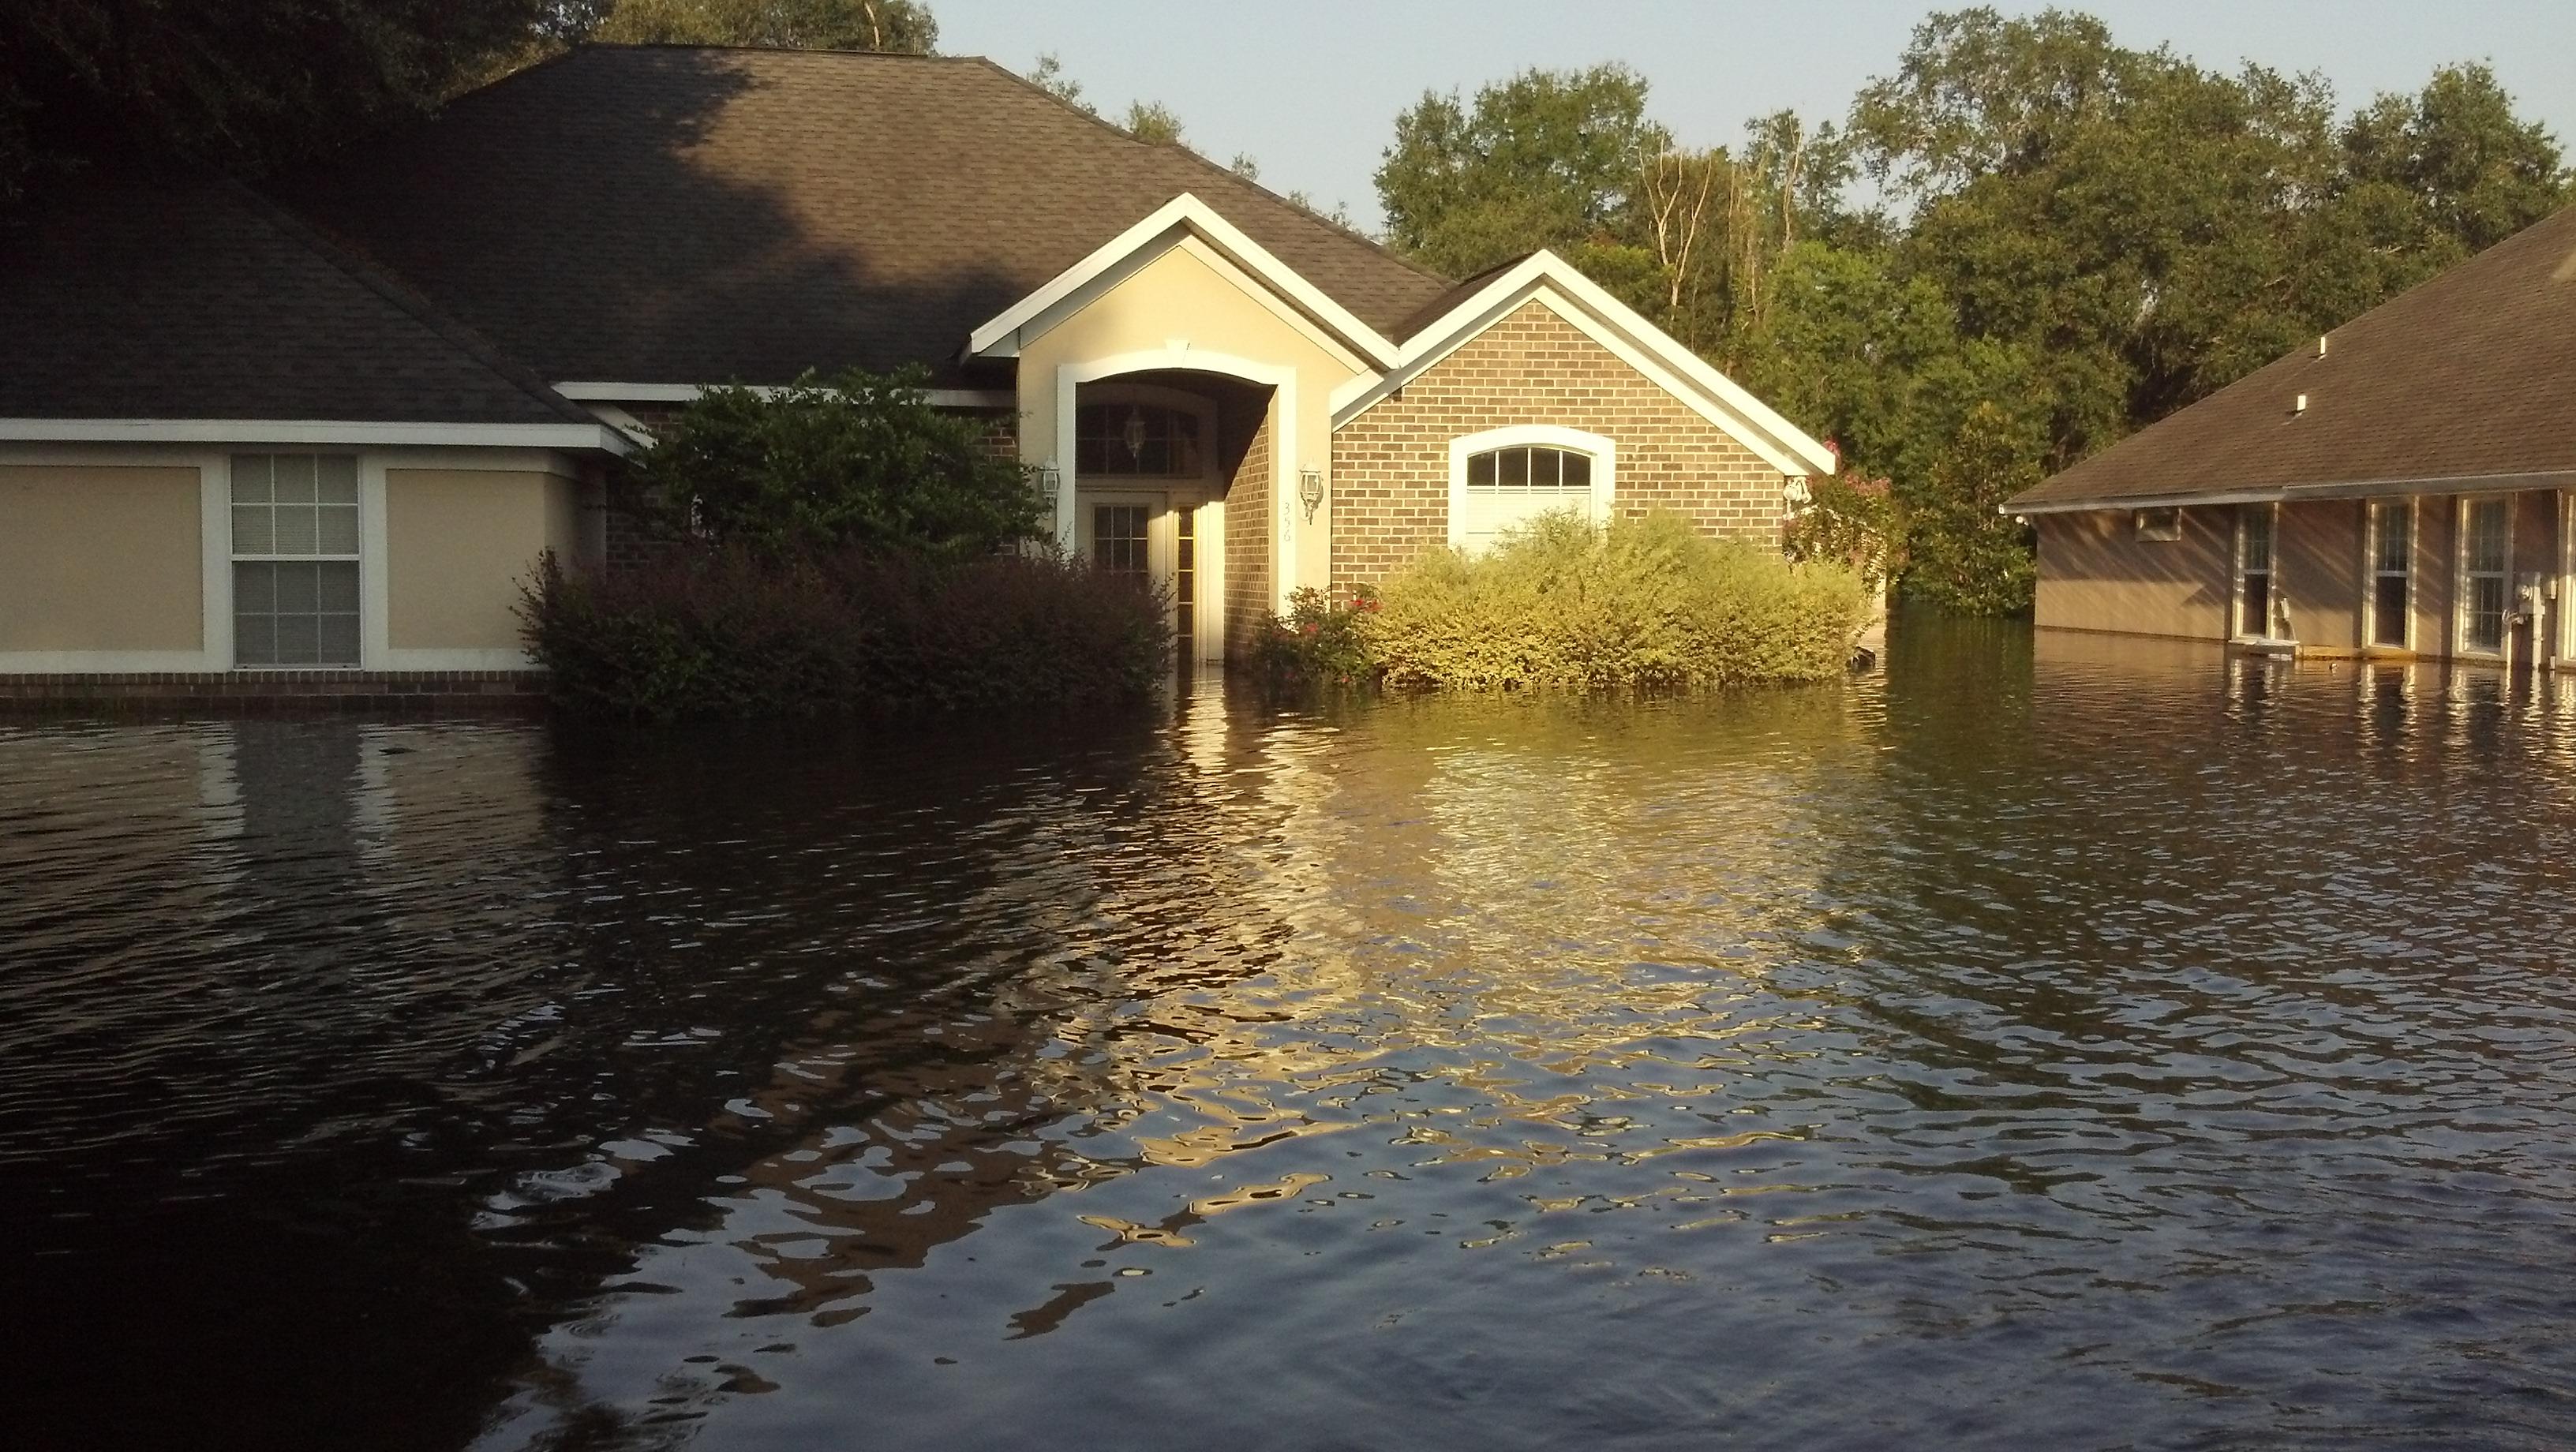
left=1327, top=300, right=1792, bottom=589
left=1223, top=410, right=1272, bottom=660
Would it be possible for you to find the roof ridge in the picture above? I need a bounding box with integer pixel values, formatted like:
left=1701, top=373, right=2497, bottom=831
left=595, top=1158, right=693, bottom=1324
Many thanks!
left=961, top=55, right=1454, bottom=287
left=232, top=179, right=601, bottom=428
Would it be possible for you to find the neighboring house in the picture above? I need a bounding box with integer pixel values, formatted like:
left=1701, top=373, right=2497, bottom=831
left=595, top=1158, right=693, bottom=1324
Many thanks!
left=0, top=46, right=1833, bottom=691
left=2007, top=202, right=2576, bottom=668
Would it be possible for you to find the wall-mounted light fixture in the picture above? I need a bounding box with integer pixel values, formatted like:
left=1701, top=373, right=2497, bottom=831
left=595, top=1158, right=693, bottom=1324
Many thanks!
left=1299, top=468, right=1325, bottom=522
left=1036, top=460, right=1062, bottom=501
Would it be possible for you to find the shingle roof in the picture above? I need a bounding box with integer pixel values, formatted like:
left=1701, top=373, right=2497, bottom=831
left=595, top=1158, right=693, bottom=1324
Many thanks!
left=273, top=46, right=1455, bottom=389
left=2011, top=203, right=2576, bottom=511
left=1388, top=253, right=1533, bottom=342
left=0, top=174, right=601, bottom=427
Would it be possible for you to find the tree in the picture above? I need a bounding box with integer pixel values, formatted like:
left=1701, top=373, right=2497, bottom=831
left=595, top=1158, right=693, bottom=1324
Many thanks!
left=1121, top=101, right=1184, bottom=146
left=1899, top=403, right=2041, bottom=615
left=0, top=0, right=549, bottom=207
left=2342, top=62, right=2570, bottom=253
left=639, top=366, right=1041, bottom=559
left=591, top=0, right=936, bottom=51
left=1026, top=52, right=1092, bottom=114
left=1376, top=64, right=1665, bottom=278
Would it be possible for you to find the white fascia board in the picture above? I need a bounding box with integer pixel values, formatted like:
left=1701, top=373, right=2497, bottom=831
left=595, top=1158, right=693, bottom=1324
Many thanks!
left=1331, top=251, right=1839, bottom=478
left=2005, top=468, right=2576, bottom=517
left=0, top=418, right=633, bottom=456
left=964, top=193, right=1400, bottom=368
left=552, top=382, right=1016, bottom=410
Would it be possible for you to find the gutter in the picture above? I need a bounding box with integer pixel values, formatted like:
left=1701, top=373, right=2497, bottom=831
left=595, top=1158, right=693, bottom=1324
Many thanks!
left=2001, top=466, right=2576, bottom=517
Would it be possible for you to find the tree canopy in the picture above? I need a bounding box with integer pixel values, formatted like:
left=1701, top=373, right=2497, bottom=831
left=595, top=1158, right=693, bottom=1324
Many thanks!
left=1376, top=6, right=2574, bottom=612
left=588, top=0, right=936, bottom=52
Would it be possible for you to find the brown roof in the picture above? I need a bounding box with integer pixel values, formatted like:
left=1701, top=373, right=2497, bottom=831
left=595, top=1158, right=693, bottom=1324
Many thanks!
left=0, top=175, right=601, bottom=427
left=272, top=46, right=1454, bottom=389
left=1388, top=253, right=1533, bottom=342
left=2010, top=203, right=2576, bottom=511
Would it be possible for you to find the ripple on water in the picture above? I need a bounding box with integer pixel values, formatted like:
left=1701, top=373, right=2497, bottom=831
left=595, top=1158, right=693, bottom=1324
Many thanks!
left=7, top=626, right=2576, bottom=1451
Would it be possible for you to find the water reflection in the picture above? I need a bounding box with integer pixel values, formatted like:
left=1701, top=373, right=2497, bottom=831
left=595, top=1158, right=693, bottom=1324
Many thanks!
left=8, top=620, right=2576, bottom=1451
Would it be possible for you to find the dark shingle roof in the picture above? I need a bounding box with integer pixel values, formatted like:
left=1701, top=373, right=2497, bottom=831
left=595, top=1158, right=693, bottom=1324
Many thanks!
left=2012, top=203, right=2576, bottom=511
left=1388, top=253, right=1533, bottom=342
left=0, top=174, right=601, bottom=426
left=274, top=46, right=1455, bottom=388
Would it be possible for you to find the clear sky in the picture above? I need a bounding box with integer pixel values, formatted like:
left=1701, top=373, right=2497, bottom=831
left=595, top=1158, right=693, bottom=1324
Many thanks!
left=936, top=1, right=2576, bottom=232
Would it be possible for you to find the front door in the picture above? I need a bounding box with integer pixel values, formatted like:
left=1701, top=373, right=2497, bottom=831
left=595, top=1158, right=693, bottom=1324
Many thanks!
left=1080, top=492, right=1224, bottom=665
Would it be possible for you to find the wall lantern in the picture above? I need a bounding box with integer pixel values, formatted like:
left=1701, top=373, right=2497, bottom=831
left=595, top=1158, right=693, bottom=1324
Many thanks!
left=1121, top=407, right=1149, bottom=462
left=1299, top=468, right=1325, bottom=522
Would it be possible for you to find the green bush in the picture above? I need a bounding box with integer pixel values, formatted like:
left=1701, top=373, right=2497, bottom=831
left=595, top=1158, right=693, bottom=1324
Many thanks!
left=1366, top=511, right=1866, bottom=690
left=519, top=546, right=1170, bottom=720
left=1253, top=586, right=1380, bottom=688
left=635, top=365, right=1042, bottom=559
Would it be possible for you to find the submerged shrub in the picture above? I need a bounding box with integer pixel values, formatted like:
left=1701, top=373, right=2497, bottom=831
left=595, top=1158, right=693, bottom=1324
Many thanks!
left=1366, top=511, right=1866, bottom=690
left=520, top=547, right=1170, bottom=720
left=1253, top=586, right=1380, bottom=688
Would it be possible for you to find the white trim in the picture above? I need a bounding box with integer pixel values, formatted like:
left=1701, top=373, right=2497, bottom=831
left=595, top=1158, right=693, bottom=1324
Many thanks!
left=2233, top=501, right=2282, bottom=642
left=1054, top=349, right=1297, bottom=613
left=359, top=456, right=391, bottom=669
left=2363, top=496, right=2417, bottom=652
left=2455, top=493, right=2514, bottom=658
left=967, top=194, right=1399, bottom=368
left=1328, top=253, right=1837, bottom=478
left=0, top=418, right=632, bottom=455
left=1009, top=233, right=1376, bottom=376
left=2010, top=467, right=2576, bottom=517
left=551, top=382, right=1017, bottom=410
left=1446, top=425, right=1616, bottom=549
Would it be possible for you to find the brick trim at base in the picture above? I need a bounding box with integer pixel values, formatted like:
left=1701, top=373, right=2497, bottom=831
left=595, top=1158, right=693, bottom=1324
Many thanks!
left=0, top=671, right=547, bottom=713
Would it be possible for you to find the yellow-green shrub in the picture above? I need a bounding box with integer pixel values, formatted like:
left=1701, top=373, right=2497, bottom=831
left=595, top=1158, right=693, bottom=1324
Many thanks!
left=1366, top=511, right=1866, bottom=690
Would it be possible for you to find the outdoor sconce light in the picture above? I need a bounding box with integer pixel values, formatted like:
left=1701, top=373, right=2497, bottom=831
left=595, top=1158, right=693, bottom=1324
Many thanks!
left=1298, top=468, right=1325, bottom=522
left=1035, top=460, right=1061, bottom=500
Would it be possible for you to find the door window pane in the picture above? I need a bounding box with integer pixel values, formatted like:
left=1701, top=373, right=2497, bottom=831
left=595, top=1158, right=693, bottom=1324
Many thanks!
left=1092, top=504, right=1150, bottom=579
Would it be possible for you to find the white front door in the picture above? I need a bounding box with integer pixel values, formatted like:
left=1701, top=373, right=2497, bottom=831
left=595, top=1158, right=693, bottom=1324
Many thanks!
left=1080, top=492, right=1225, bottom=665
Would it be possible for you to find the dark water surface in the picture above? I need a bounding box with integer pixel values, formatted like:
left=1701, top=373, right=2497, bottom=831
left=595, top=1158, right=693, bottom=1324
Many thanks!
left=9, top=620, right=2576, bottom=1450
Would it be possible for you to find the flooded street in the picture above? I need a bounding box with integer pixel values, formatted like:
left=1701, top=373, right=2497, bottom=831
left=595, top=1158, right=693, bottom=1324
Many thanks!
left=8, top=619, right=2576, bottom=1450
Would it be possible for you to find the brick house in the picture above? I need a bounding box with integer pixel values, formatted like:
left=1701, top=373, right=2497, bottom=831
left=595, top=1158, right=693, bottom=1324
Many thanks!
left=0, top=46, right=1833, bottom=687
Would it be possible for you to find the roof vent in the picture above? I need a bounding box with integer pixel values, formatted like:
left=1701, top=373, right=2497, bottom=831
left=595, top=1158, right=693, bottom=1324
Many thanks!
left=2294, top=393, right=2309, bottom=415
left=2316, top=333, right=2329, bottom=358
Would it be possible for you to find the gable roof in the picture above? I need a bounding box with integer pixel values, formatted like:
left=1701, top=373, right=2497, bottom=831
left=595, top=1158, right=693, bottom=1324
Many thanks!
left=0, top=174, right=620, bottom=447
left=272, top=45, right=1452, bottom=390
left=2010, top=203, right=2576, bottom=513
left=1332, top=249, right=1840, bottom=477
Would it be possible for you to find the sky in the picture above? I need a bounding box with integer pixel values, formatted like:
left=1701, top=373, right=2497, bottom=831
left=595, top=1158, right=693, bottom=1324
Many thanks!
left=936, top=1, right=2576, bottom=233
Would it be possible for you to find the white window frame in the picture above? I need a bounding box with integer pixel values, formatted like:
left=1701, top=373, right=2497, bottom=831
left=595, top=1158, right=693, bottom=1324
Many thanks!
left=2134, top=506, right=2181, bottom=542
left=2233, top=502, right=2279, bottom=640
left=2454, top=494, right=2512, bottom=657
left=228, top=451, right=364, bottom=670
left=2363, top=496, right=2415, bottom=652
left=1446, top=424, right=1617, bottom=550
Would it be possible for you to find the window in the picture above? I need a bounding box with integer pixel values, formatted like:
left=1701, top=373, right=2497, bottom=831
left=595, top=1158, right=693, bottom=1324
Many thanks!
left=232, top=454, right=360, bottom=667
left=1174, top=503, right=1196, bottom=650
left=2368, top=500, right=2411, bottom=648
left=1447, top=428, right=1614, bottom=549
left=2462, top=496, right=2510, bottom=653
left=1091, top=503, right=1150, bottom=579
left=2134, top=507, right=2181, bottom=541
left=1076, top=403, right=1200, bottom=477
left=2235, top=504, right=2276, bottom=638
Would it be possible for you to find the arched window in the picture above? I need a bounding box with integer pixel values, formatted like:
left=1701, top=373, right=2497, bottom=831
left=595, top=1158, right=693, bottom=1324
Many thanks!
left=1076, top=402, right=1202, bottom=477
left=1447, top=426, right=1616, bottom=549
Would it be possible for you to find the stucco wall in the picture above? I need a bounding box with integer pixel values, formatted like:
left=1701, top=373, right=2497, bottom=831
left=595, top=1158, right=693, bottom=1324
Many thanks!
left=1326, top=299, right=1788, bottom=590
left=0, top=465, right=202, bottom=651
left=385, top=469, right=573, bottom=651
left=1016, top=240, right=1361, bottom=608
left=2032, top=507, right=2230, bottom=640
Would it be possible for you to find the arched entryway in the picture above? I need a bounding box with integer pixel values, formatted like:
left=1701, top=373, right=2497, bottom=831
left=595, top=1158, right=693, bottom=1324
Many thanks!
left=1055, top=360, right=1283, bottom=666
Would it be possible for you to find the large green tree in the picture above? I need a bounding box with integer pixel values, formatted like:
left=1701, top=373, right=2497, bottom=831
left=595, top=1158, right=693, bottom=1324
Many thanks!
left=0, top=0, right=551, bottom=206
left=588, top=0, right=935, bottom=51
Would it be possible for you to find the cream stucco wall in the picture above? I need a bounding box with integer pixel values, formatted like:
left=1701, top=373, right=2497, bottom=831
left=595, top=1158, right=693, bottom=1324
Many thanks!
left=384, top=468, right=577, bottom=651
left=1015, top=238, right=1365, bottom=603
left=0, top=465, right=204, bottom=651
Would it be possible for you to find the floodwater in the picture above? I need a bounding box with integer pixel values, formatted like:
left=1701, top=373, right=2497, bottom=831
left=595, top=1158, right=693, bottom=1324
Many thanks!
left=8, top=619, right=2576, bottom=1451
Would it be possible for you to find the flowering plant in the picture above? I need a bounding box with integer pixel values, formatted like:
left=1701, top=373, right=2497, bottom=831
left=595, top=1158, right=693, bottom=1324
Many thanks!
left=1255, top=585, right=1380, bottom=689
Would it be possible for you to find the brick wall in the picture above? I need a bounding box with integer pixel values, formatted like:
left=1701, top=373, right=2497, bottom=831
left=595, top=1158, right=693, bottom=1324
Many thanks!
left=1223, top=410, right=1272, bottom=660
left=1328, top=299, right=1792, bottom=589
